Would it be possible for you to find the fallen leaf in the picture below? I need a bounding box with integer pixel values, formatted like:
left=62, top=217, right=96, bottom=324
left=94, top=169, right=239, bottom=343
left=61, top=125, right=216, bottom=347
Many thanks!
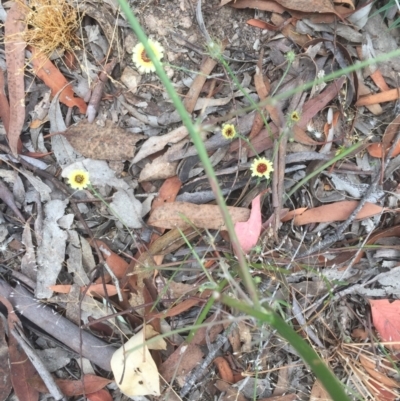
left=0, top=69, right=10, bottom=134
left=247, top=19, right=280, bottom=30
left=132, top=125, right=188, bottom=164
left=310, top=380, right=332, bottom=401
left=235, top=195, right=262, bottom=253
left=149, top=297, right=204, bottom=319
left=370, top=70, right=390, bottom=92
left=30, top=48, right=87, bottom=113
left=29, top=374, right=112, bottom=396
left=366, top=381, right=396, bottom=401
left=360, top=355, right=399, bottom=388
left=109, top=189, right=143, bottom=229
left=87, top=389, right=113, bottom=401
left=138, top=140, right=187, bottom=182
left=62, top=120, right=145, bottom=160
left=356, top=87, right=400, bottom=106
left=151, top=176, right=182, bottom=211
left=296, top=76, right=347, bottom=129
left=148, top=202, right=251, bottom=230
left=370, top=299, right=400, bottom=350
left=274, top=0, right=337, bottom=15
left=333, top=0, right=354, bottom=9
left=183, top=53, right=222, bottom=114
left=0, top=317, right=12, bottom=401
left=367, top=114, right=400, bottom=158
left=111, top=327, right=160, bottom=397
left=357, top=78, right=383, bottom=115
left=230, top=0, right=285, bottom=13
left=36, top=200, right=68, bottom=299
left=0, top=297, right=39, bottom=401
left=214, top=380, right=247, bottom=401
left=287, top=201, right=384, bottom=225
left=4, top=2, right=26, bottom=156
left=214, top=357, right=234, bottom=383
left=92, top=240, right=129, bottom=279
left=48, top=284, right=119, bottom=297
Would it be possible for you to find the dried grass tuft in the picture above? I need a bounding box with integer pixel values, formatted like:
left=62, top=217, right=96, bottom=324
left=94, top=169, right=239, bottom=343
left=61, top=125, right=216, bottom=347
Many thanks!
left=20, top=0, right=81, bottom=57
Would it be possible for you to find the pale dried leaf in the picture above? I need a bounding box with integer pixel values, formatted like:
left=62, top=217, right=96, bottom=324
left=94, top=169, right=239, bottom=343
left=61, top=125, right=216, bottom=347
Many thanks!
left=139, top=140, right=187, bottom=182
left=36, top=200, right=68, bottom=299
left=148, top=202, right=251, bottom=230
left=132, top=126, right=188, bottom=164
left=21, top=222, right=37, bottom=282
left=111, top=328, right=160, bottom=397
left=310, top=381, right=332, bottom=401
left=49, top=91, right=81, bottom=166
left=109, top=189, right=143, bottom=229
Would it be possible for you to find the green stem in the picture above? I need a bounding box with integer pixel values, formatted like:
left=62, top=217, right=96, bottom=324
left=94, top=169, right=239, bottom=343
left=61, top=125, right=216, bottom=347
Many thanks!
left=221, top=295, right=352, bottom=401
left=118, top=0, right=259, bottom=308
left=285, top=141, right=364, bottom=199
left=187, top=279, right=227, bottom=342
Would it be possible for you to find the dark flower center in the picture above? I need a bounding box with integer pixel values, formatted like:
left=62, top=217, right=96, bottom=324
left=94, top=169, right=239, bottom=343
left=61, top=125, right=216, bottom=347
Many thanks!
left=141, top=50, right=150, bottom=63
left=226, top=128, right=233, bottom=136
left=256, top=163, right=268, bottom=174
left=75, top=174, right=84, bottom=183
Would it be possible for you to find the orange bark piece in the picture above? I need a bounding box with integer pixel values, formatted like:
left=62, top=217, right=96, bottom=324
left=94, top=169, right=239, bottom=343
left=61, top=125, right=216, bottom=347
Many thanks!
left=367, top=114, right=400, bottom=158
left=356, top=88, right=400, bottom=106
left=29, top=374, right=112, bottom=396
left=148, top=298, right=203, bottom=319
left=49, top=284, right=119, bottom=297
left=247, top=19, right=279, bottom=30
left=370, top=70, right=390, bottom=92
left=213, top=356, right=234, bottom=383
left=87, top=389, right=113, bottom=401
left=280, top=207, right=308, bottom=222
left=92, top=239, right=129, bottom=279
left=30, top=48, right=87, bottom=113
left=291, top=201, right=383, bottom=226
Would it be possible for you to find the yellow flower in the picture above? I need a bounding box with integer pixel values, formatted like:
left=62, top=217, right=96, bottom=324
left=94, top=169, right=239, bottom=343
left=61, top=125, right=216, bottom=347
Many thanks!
left=290, top=110, right=301, bottom=123
left=251, top=157, right=274, bottom=179
left=132, top=39, right=164, bottom=74
left=221, top=124, right=236, bottom=139
left=67, top=170, right=90, bottom=190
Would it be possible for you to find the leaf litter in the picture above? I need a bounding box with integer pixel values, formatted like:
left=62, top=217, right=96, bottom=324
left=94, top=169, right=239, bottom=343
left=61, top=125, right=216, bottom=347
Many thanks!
left=1, top=0, right=400, bottom=400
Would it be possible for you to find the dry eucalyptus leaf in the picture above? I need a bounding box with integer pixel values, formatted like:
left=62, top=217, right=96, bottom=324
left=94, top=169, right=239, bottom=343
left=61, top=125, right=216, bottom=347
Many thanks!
left=132, top=125, right=188, bottom=164
left=109, top=189, right=143, bottom=229
left=36, top=200, right=68, bottom=299
left=148, top=202, right=251, bottom=230
left=111, top=327, right=161, bottom=397
left=144, top=325, right=167, bottom=350
left=62, top=120, right=145, bottom=160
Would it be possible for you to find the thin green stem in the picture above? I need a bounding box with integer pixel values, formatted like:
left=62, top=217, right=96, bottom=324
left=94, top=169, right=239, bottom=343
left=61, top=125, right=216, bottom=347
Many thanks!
left=118, top=0, right=259, bottom=308
left=285, top=141, right=364, bottom=199
left=187, top=279, right=227, bottom=342
left=271, top=59, right=292, bottom=96
left=221, top=294, right=352, bottom=401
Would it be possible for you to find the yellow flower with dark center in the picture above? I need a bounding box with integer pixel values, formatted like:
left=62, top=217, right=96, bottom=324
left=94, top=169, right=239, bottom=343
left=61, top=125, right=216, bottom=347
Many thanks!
left=221, top=124, right=237, bottom=139
left=132, top=39, right=164, bottom=74
left=67, top=170, right=90, bottom=190
left=251, top=157, right=274, bottom=179
left=290, top=111, right=301, bottom=122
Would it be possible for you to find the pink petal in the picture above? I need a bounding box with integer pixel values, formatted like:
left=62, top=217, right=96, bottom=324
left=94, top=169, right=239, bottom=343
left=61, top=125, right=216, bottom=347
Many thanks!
left=234, top=195, right=262, bottom=253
